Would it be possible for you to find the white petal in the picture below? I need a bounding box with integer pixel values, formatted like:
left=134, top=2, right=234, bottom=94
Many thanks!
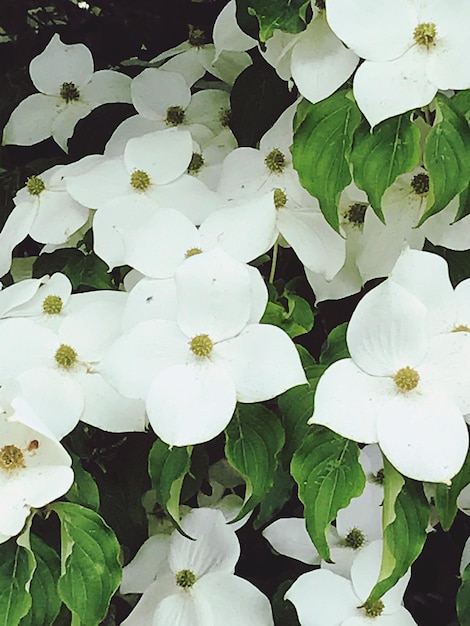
left=291, top=13, right=359, bottom=104
left=216, top=324, right=307, bottom=402
left=346, top=280, right=428, bottom=376
left=121, top=576, right=178, bottom=626
left=152, top=590, right=212, bottom=626
left=52, top=101, right=92, bottom=152
left=30, top=190, right=88, bottom=244
left=121, top=535, right=172, bottom=594
left=263, top=518, right=320, bottom=565
left=66, top=158, right=130, bottom=208
left=0, top=278, right=42, bottom=318
left=377, top=391, right=468, bottom=483
left=123, top=277, right=177, bottom=330
left=29, top=34, right=93, bottom=94
left=131, top=68, right=190, bottom=120
left=170, top=508, right=240, bottom=577
left=146, top=361, right=237, bottom=446
left=0, top=203, right=36, bottom=277
left=185, top=89, right=230, bottom=135
left=336, top=485, right=383, bottom=542
left=2, top=94, right=58, bottom=146
left=353, top=51, right=437, bottom=128
left=0, top=319, right=56, bottom=381
left=213, top=0, right=256, bottom=59
left=422, top=197, right=470, bottom=251
left=82, top=69, right=132, bottom=108
left=105, top=115, right=163, bottom=157
left=285, top=569, right=359, bottom=626
left=175, top=247, right=252, bottom=342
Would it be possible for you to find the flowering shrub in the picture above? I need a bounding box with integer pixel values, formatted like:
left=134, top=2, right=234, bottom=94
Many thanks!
left=0, top=1, right=470, bottom=624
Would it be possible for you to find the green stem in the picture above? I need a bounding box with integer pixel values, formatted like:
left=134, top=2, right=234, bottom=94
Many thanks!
left=269, top=241, right=279, bottom=284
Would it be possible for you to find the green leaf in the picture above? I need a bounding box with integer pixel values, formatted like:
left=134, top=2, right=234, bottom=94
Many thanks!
left=272, top=580, right=301, bottom=626
left=350, top=115, right=421, bottom=222
left=254, top=466, right=294, bottom=529
left=33, top=249, right=114, bottom=291
left=278, top=384, right=315, bottom=467
left=457, top=561, right=470, bottom=626
left=225, top=403, right=285, bottom=520
left=0, top=536, right=36, bottom=625
left=236, top=0, right=310, bottom=42
left=319, top=322, right=350, bottom=366
left=20, top=535, right=61, bottom=626
left=435, top=447, right=470, bottom=531
left=51, top=502, right=121, bottom=626
left=292, top=91, right=362, bottom=231
left=420, top=94, right=470, bottom=224
left=66, top=453, right=100, bottom=512
left=451, top=89, right=470, bottom=123
left=291, top=426, right=365, bottom=561
left=455, top=184, right=470, bottom=222
left=366, top=458, right=428, bottom=604
left=148, top=439, right=192, bottom=528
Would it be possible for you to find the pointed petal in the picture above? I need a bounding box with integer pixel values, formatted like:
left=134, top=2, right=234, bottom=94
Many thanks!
left=82, top=69, right=132, bottom=107
left=121, top=535, right=172, bottom=594
left=262, top=518, right=320, bottom=565
left=0, top=203, right=36, bottom=277
left=131, top=68, right=190, bottom=119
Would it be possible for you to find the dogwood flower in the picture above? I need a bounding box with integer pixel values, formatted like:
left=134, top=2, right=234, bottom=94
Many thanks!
left=309, top=278, right=470, bottom=483
left=2, top=34, right=132, bottom=151
left=285, top=540, right=416, bottom=625
left=121, top=508, right=274, bottom=626
left=326, top=0, right=470, bottom=126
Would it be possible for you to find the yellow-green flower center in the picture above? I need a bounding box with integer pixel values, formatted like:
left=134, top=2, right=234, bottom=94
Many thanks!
left=60, top=81, right=81, bottom=103
left=185, top=247, right=203, bottom=258
left=372, top=468, right=385, bottom=485
left=165, top=105, right=186, bottom=126
left=363, top=598, right=384, bottom=618
left=219, top=108, right=231, bottom=127
left=274, top=188, right=287, bottom=209
left=26, top=176, right=46, bottom=196
left=188, top=152, right=205, bottom=174
left=43, top=294, right=63, bottom=315
left=344, top=527, right=365, bottom=550
left=265, top=148, right=286, bottom=174
left=413, top=22, right=437, bottom=48
left=453, top=324, right=470, bottom=333
left=410, top=173, right=429, bottom=195
left=130, top=169, right=151, bottom=192
left=346, top=202, right=367, bottom=226
left=176, top=568, right=196, bottom=588
left=55, top=343, right=78, bottom=369
left=190, top=334, right=213, bottom=358
left=0, top=445, right=25, bottom=471
left=393, top=366, right=419, bottom=392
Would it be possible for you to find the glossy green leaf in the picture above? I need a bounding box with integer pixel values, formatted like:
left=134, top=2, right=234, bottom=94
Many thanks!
left=225, top=403, right=285, bottom=520
left=254, top=466, right=294, bottom=529
left=33, top=249, right=114, bottom=291
left=457, top=561, right=470, bottom=626
left=319, top=321, right=350, bottom=366
left=367, top=458, right=428, bottom=604
left=291, top=425, right=365, bottom=561
left=66, top=453, right=100, bottom=512
left=20, top=535, right=61, bottom=626
left=278, top=383, right=315, bottom=466
left=435, top=447, right=470, bottom=531
left=420, top=94, right=470, bottom=224
left=292, top=91, right=362, bottom=231
left=350, top=115, right=421, bottom=222
left=455, top=185, right=470, bottom=222
left=236, top=0, right=310, bottom=42
left=148, top=439, right=192, bottom=528
left=51, top=502, right=121, bottom=626
left=0, top=536, right=35, bottom=625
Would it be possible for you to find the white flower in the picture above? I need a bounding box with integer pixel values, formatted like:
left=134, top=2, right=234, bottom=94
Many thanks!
left=309, top=278, right=470, bottom=483
left=0, top=395, right=73, bottom=543
left=285, top=540, right=416, bottom=625
left=101, top=247, right=306, bottom=446
left=2, top=34, right=132, bottom=151
left=326, top=0, right=470, bottom=126
left=120, top=508, right=274, bottom=626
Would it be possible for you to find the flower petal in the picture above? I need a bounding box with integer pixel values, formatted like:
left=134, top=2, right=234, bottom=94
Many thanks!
left=82, top=69, right=132, bottom=108
left=262, top=518, right=320, bottom=565
left=131, top=68, right=190, bottom=120
left=2, top=94, right=58, bottom=146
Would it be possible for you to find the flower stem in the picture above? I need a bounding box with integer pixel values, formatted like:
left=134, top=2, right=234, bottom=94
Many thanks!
left=269, top=241, right=279, bottom=284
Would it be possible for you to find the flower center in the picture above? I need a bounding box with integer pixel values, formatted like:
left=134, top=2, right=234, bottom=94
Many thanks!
left=176, top=568, right=197, bottom=588
left=371, top=468, right=385, bottom=485
left=273, top=188, right=287, bottom=209
left=190, top=334, right=213, bottom=358
left=219, top=108, right=231, bottom=127
left=189, top=26, right=208, bottom=47
left=185, top=247, right=203, bottom=258
left=59, top=81, right=81, bottom=103
left=265, top=148, right=287, bottom=174
left=410, top=173, right=429, bottom=195
left=413, top=22, right=437, bottom=48
left=453, top=324, right=470, bottom=333
left=344, top=527, right=365, bottom=550
left=130, top=169, right=151, bottom=192
left=346, top=202, right=367, bottom=226
left=165, top=105, right=186, bottom=126
left=55, top=343, right=78, bottom=369
left=26, top=176, right=46, bottom=196
left=363, top=598, right=384, bottom=618
left=393, top=366, right=419, bottom=392
left=188, top=152, right=205, bottom=174
left=0, top=445, right=25, bottom=471
left=43, top=294, right=63, bottom=315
